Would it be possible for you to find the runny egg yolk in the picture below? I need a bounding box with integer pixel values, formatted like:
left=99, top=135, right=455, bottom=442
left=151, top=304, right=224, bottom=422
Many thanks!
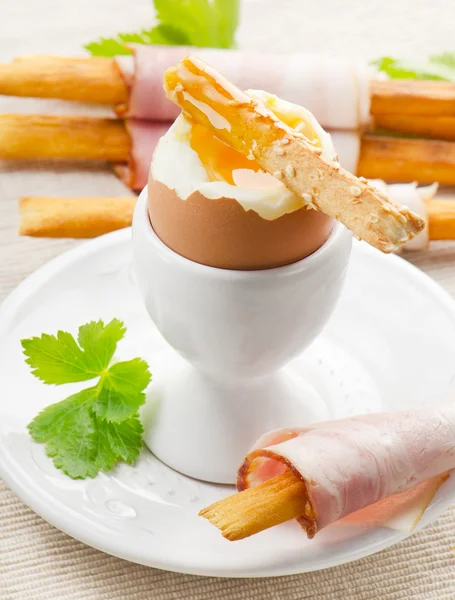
left=188, top=121, right=261, bottom=185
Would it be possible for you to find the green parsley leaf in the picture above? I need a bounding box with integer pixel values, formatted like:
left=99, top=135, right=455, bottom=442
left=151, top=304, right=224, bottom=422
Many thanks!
left=212, top=0, right=240, bottom=49
left=84, top=0, right=240, bottom=57
left=77, top=318, right=125, bottom=373
left=144, top=24, right=191, bottom=46
left=99, top=415, right=144, bottom=465
left=24, top=320, right=151, bottom=479
left=373, top=52, right=455, bottom=82
left=22, top=331, right=94, bottom=384
left=22, top=319, right=125, bottom=384
left=29, top=388, right=101, bottom=478
left=84, top=38, right=134, bottom=57
left=93, top=358, right=151, bottom=422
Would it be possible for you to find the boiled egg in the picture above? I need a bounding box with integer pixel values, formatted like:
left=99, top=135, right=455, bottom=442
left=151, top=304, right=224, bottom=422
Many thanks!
left=148, top=91, right=336, bottom=270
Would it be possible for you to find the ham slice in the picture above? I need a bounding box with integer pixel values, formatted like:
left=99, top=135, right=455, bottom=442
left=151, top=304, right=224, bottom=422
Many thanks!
left=117, top=46, right=371, bottom=130
left=115, top=120, right=169, bottom=190
left=237, top=406, right=455, bottom=538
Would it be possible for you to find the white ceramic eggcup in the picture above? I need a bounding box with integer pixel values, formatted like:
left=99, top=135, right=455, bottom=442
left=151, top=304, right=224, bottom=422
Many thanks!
left=133, top=189, right=352, bottom=483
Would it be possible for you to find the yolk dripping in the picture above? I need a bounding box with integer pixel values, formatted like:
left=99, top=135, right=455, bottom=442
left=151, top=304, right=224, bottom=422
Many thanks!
left=188, top=121, right=261, bottom=185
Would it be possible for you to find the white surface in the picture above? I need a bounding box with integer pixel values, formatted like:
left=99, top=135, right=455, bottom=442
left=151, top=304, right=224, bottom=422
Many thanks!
left=1, top=231, right=455, bottom=576
left=132, top=191, right=351, bottom=483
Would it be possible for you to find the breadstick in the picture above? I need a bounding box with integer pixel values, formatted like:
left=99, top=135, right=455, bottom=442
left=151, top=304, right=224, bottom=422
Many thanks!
left=427, top=196, right=455, bottom=240
left=199, top=470, right=307, bottom=541
left=370, top=79, right=455, bottom=117
left=358, top=135, right=455, bottom=185
left=19, top=196, right=136, bottom=238
left=373, top=115, right=455, bottom=141
left=0, top=114, right=130, bottom=160
left=163, top=56, right=424, bottom=253
left=0, top=55, right=127, bottom=105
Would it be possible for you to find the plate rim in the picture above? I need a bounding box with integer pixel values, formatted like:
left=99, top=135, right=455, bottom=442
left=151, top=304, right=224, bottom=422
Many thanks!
left=1, top=229, right=455, bottom=577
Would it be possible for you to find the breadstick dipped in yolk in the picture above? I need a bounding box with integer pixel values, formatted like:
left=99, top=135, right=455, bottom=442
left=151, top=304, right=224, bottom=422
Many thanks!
left=163, top=57, right=424, bottom=253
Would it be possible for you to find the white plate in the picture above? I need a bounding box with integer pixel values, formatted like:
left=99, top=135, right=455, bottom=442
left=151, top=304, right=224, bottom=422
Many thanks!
left=1, top=230, right=455, bottom=577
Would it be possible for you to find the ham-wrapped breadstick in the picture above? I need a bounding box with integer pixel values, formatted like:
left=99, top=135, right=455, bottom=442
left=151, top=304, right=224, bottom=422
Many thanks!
left=0, top=49, right=370, bottom=129
left=2, top=50, right=455, bottom=135
left=163, top=56, right=424, bottom=252
left=200, top=405, right=455, bottom=540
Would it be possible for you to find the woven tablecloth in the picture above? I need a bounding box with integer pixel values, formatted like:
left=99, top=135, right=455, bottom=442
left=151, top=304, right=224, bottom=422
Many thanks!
left=1, top=1, right=455, bottom=598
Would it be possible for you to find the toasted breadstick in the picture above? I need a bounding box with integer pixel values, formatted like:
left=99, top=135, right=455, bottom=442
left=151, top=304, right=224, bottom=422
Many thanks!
left=0, top=114, right=130, bottom=160
left=19, top=196, right=136, bottom=238
left=427, top=196, right=455, bottom=240
left=0, top=56, right=127, bottom=105
left=358, top=135, right=455, bottom=185
left=373, top=115, right=455, bottom=141
left=199, top=470, right=307, bottom=541
left=370, top=79, right=455, bottom=117
left=163, top=56, right=424, bottom=253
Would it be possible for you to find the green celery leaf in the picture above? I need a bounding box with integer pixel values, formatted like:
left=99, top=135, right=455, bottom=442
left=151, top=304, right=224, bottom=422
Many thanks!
left=143, top=24, right=191, bottom=45
left=28, top=388, right=94, bottom=443
left=153, top=0, right=214, bottom=47
left=85, top=0, right=240, bottom=56
left=22, top=331, right=96, bottom=384
left=84, top=38, right=133, bottom=57
left=26, top=320, right=151, bottom=479
left=83, top=25, right=190, bottom=57
left=117, top=31, right=152, bottom=44
left=430, top=52, right=455, bottom=69
left=77, top=319, right=125, bottom=373
left=93, top=358, right=151, bottom=422
left=29, top=388, right=102, bottom=478
left=373, top=53, right=455, bottom=82
left=22, top=319, right=126, bottom=384
left=98, top=414, right=144, bottom=465
left=213, top=0, right=240, bottom=48
left=28, top=388, right=144, bottom=478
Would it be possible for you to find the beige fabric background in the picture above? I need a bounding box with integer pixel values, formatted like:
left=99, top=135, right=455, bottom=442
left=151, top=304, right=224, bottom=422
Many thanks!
left=1, top=0, right=455, bottom=598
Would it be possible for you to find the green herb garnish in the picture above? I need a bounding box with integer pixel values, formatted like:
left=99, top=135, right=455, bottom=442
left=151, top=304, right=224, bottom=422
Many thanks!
left=23, top=319, right=151, bottom=479
left=85, top=0, right=240, bottom=57
left=373, top=52, right=455, bottom=82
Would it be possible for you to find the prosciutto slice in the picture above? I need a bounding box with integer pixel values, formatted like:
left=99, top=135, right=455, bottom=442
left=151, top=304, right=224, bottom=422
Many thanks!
left=116, top=120, right=170, bottom=190
left=117, top=46, right=371, bottom=130
left=237, top=406, right=455, bottom=538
